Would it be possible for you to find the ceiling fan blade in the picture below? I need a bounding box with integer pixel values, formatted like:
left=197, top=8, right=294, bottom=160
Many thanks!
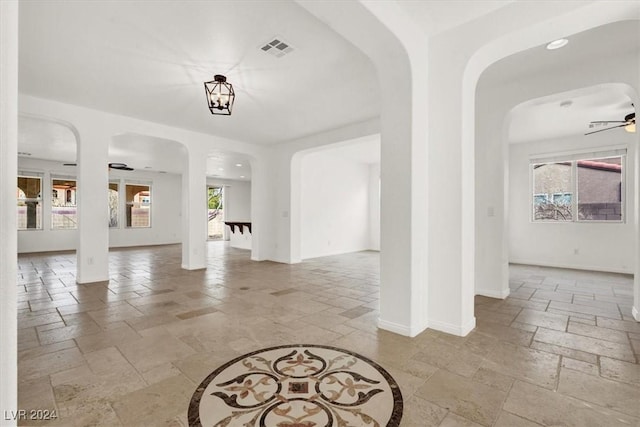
left=589, top=120, right=627, bottom=124
left=585, top=123, right=627, bottom=135
left=63, top=163, right=77, bottom=166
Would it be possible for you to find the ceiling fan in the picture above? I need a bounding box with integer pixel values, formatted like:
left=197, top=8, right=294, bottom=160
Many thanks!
left=586, top=105, right=636, bottom=135
left=63, top=162, right=134, bottom=171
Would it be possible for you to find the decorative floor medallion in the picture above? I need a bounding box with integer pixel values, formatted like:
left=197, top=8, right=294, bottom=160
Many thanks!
left=188, top=344, right=403, bottom=427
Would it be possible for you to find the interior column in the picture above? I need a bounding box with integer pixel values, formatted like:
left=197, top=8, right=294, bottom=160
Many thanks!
left=181, top=148, right=207, bottom=270
left=76, top=126, right=110, bottom=283
left=0, top=0, right=19, bottom=420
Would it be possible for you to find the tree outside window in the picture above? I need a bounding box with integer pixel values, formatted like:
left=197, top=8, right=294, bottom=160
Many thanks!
left=109, top=182, right=119, bottom=227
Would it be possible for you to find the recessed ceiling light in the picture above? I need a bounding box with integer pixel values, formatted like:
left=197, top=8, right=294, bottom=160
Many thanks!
left=546, top=39, right=568, bottom=50
left=240, top=175, right=245, bottom=178
left=235, top=163, right=242, bottom=167
left=218, top=167, right=224, bottom=171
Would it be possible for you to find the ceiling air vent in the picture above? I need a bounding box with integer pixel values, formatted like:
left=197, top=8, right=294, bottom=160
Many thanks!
left=260, top=37, right=294, bottom=58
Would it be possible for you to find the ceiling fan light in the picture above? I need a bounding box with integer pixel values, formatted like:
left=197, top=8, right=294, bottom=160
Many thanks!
left=625, top=123, right=636, bottom=133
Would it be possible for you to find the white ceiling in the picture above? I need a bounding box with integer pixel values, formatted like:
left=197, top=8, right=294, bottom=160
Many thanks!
left=509, top=86, right=633, bottom=144
left=17, top=1, right=639, bottom=172
left=18, top=0, right=379, bottom=146
left=396, top=0, right=515, bottom=36
left=481, top=20, right=640, bottom=143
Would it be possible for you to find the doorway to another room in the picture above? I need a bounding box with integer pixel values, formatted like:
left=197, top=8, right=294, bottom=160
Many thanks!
left=207, top=186, right=224, bottom=241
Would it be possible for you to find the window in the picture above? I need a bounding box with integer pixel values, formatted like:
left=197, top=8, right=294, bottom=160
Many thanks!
left=17, top=175, right=42, bottom=230
left=126, top=184, right=151, bottom=227
left=532, top=152, right=624, bottom=222
left=51, top=178, right=77, bottom=229
left=109, top=182, right=119, bottom=228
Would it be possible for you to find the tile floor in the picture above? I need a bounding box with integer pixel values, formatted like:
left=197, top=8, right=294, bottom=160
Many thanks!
left=15, top=242, right=640, bottom=426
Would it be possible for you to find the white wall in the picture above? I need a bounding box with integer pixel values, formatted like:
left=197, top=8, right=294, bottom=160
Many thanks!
left=1, top=1, right=18, bottom=421
left=300, top=151, right=371, bottom=259
left=207, top=178, right=252, bottom=250
left=223, top=180, right=251, bottom=222
left=109, top=170, right=182, bottom=248
left=475, top=40, right=639, bottom=297
left=368, top=163, right=380, bottom=251
left=509, top=132, right=635, bottom=274
left=17, top=158, right=182, bottom=253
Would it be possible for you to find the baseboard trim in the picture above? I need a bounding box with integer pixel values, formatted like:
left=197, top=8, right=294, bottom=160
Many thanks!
left=378, top=319, right=412, bottom=337
left=428, top=317, right=476, bottom=337
left=181, top=264, right=206, bottom=271
left=76, top=275, right=110, bottom=285
left=509, top=259, right=633, bottom=275
left=633, top=306, right=639, bottom=322
left=476, top=288, right=510, bottom=299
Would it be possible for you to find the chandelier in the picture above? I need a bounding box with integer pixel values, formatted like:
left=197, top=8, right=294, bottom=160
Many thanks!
left=204, top=74, right=235, bottom=115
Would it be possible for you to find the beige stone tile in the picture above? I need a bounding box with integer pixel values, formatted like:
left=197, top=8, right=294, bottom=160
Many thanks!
left=599, top=356, right=640, bottom=386
left=60, top=402, right=123, bottom=427
left=396, top=359, right=439, bottom=381
left=84, top=346, right=135, bottom=376
left=141, top=362, right=183, bottom=385
left=74, top=324, right=141, bottom=354
left=87, top=303, right=145, bottom=325
left=596, top=317, right=640, bottom=333
left=400, top=395, right=447, bottom=426
left=411, top=340, right=483, bottom=378
left=112, top=375, right=195, bottom=427
left=18, top=312, right=64, bottom=329
left=531, top=289, right=573, bottom=303
left=514, top=308, right=567, bottom=331
left=474, top=320, right=534, bottom=347
left=561, top=357, right=598, bottom=376
left=51, top=363, right=136, bottom=398
left=569, top=315, right=596, bottom=326
left=548, top=300, right=621, bottom=319
left=557, top=368, right=640, bottom=417
left=17, top=377, right=57, bottom=415
left=493, top=411, right=542, bottom=427
left=474, top=309, right=518, bottom=326
left=415, top=370, right=506, bottom=426
left=18, top=340, right=77, bottom=361
left=509, top=321, right=538, bottom=333
left=19, top=347, right=86, bottom=382
left=117, top=333, right=196, bottom=373
left=504, top=380, right=638, bottom=427
left=125, top=312, right=179, bottom=331
left=567, top=320, right=630, bottom=344
left=534, top=327, right=635, bottom=362
left=439, top=412, right=484, bottom=427
left=37, top=322, right=102, bottom=346
left=481, top=341, right=559, bottom=389
left=471, top=367, right=514, bottom=392
left=530, top=340, right=597, bottom=364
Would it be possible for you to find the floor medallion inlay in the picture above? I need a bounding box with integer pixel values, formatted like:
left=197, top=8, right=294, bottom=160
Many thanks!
left=188, top=344, right=403, bottom=427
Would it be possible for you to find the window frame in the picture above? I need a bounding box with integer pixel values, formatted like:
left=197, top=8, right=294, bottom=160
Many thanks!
left=17, top=173, right=43, bottom=231
left=125, top=182, right=152, bottom=228
left=531, top=152, right=625, bottom=224
left=50, top=176, right=78, bottom=230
